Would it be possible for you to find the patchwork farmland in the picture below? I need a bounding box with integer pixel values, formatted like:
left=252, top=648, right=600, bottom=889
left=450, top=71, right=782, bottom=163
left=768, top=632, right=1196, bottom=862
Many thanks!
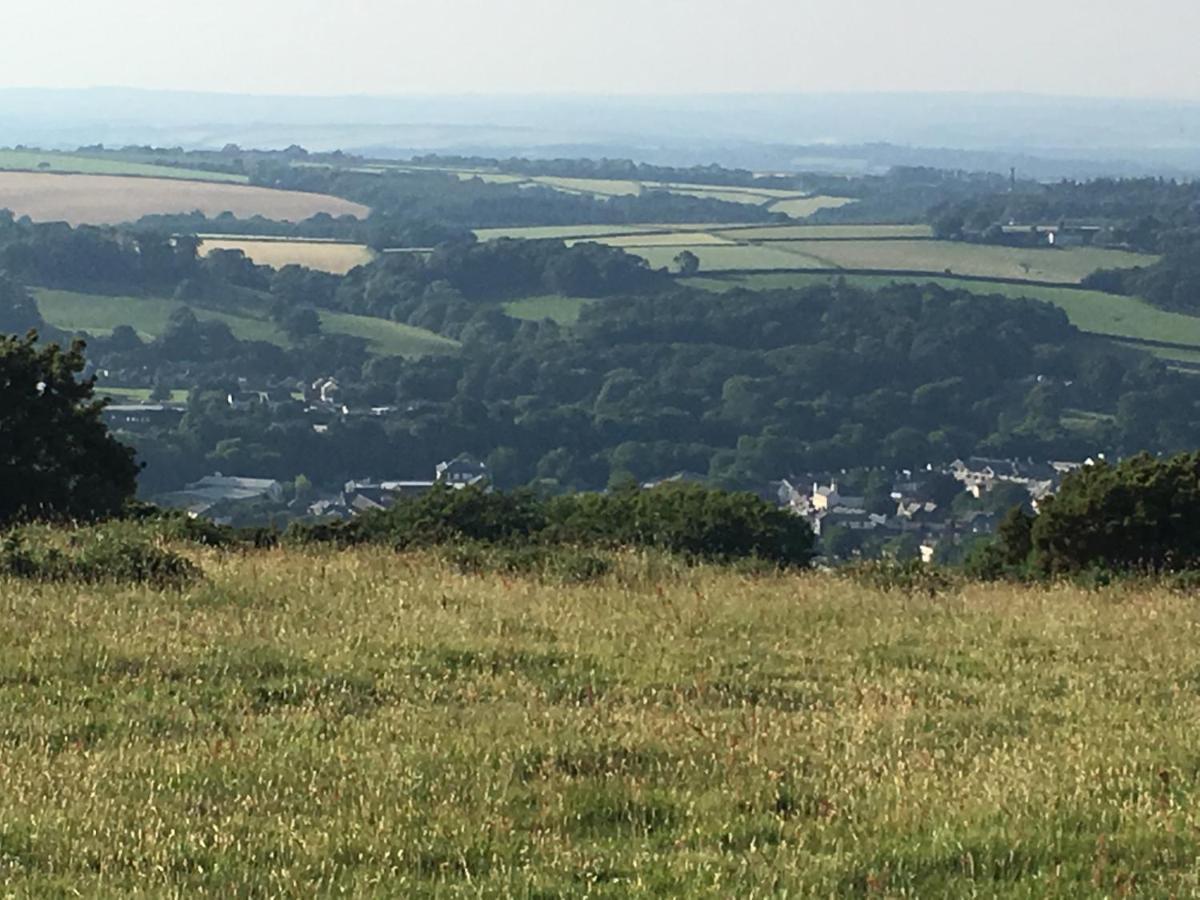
left=0, top=172, right=369, bottom=225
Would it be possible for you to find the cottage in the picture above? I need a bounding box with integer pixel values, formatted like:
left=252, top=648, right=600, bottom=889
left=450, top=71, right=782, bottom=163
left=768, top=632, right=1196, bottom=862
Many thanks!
left=811, top=482, right=866, bottom=512
left=436, top=454, right=490, bottom=488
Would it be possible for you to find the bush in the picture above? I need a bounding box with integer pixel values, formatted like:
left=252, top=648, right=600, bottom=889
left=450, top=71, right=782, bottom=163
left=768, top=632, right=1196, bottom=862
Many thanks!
left=845, top=560, right=958, bottom=596
left=126, top=504, right=279, bottom=550
left=288, top=483, right=815, bottom=568
left=0, top=525, right=202, bottom=589
left=1030, top=452, right=1200, bottom=575
left=441, top=543, right=613, bottom=583
left=546, top=484, right=815, bottom=567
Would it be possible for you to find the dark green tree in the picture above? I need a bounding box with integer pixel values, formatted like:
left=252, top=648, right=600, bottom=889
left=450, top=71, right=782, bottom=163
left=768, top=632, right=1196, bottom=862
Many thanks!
left=674, top=250, right=701, bottom=276
left=0, top=333, right=139, bottom=524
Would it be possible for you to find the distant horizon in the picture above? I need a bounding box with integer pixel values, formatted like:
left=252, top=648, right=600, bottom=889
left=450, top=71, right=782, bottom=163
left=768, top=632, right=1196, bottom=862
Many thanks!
left=8, top=85, right=1200, bottom=106
left=2, top=1, right=1198, bottom=100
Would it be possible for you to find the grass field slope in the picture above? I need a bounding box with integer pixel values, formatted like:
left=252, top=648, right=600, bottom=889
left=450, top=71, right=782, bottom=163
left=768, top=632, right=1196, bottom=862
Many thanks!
left=0, top=149, right=248, bottom=183
left=4, top=546, right=1200, bottom=895
left=691, top=272, right=1200, bottom=367
left=0, top=173, right=369, bottom=226
left=34, top=288, right=457, bottom=358
left=198, top=237, right=376, bottom=275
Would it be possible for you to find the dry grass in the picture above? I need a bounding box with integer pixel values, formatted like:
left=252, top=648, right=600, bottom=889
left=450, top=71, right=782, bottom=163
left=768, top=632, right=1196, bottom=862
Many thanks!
left=768, top=196, right=859, bottom=218
left=198, top=238, right=376, bottom=275
left=568, top=232, right=736, bottom=248
left=0, top=172, right=369, bottom=225
left=1, top=545, right=1198, bottom=896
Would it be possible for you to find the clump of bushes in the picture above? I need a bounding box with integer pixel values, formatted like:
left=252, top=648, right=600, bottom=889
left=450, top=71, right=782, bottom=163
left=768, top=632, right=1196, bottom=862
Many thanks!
left=967, top=452, right=1200, bottom=581
left=845, top=559, right=959, bottom=596
left=441, top=543, right=614, bottom=584
left=287, top=483, right=816, bottom=569
left=124, top=503, right=280, bottom=550
left=0, top=524, right=202, bottom=589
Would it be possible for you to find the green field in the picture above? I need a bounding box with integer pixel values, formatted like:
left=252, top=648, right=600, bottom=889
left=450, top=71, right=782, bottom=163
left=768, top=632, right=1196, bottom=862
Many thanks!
left=34, top=289, right=458, bottom=358
left=715, top=224, right=935, bottom=240
left=757, top=240, right=1155, bottom=284
left=503, top=295, right=594, bottom=325
left=0, top=150, right=248, bottom=183
left=627, top=239, right=1155, bottom=283
left=569, top=232, right=737, bottom=248
left=635, top=243, right=832, bottom=271
left=474, top=225, right=671, bottom=241
left=5, top=545, right=1200, bottom=894
left=688, top=272, right=1200, bottom=361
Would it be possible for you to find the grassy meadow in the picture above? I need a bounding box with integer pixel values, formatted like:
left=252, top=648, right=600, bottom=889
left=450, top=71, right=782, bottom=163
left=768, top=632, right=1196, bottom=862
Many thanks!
left=503, top=295, right=594, bottom=325
left=0, top=173, right=368, bottom=226
left=34, top=288, right=458, bottom=358
left=0, top=149, right=247, bottom=183
left=2, top=545, right=1200, bottom=896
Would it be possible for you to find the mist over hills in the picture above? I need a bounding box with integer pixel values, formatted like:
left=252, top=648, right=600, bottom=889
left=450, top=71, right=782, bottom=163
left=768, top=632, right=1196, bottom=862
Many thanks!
left=2, top=87, right=1199, bottom=178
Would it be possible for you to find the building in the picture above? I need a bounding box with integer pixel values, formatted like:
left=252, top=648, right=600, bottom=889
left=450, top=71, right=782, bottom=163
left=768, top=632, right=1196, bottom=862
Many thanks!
left=102, top=404, right=185, bottom=431
left=436, top=454, right=490, bottom=488
left=811, top=482, right=866, bottom=512
left=156, top=474, right=285, bottom=517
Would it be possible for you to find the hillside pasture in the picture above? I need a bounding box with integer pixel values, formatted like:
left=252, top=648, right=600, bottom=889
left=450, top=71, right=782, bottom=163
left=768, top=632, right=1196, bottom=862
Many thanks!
left=633, top=243, right=832, bottom=271
left=198, top=237, right=376, bottom=275
left=0, top=173, right=369, bottom=225
left=716, top=223, right=935, bottom=240
left=764, top=239, right=1155, bottom=283
left=0, top=149, right=248, bottom=183
left=33, top=289, right=457, bottom=358
left=503, top=295, right=593, bottom=325
left=528, top=175, right=644, bottom=197
left=474, top=224, right=672, bottom=241
left=688, top=271, right=1200, bottom=364
left=6, top=548, right=1200, bottom=894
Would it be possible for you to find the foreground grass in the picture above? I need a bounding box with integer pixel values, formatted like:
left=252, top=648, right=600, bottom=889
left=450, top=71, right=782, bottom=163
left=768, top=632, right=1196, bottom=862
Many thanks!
left=2, top=547, right=1200, bottom=896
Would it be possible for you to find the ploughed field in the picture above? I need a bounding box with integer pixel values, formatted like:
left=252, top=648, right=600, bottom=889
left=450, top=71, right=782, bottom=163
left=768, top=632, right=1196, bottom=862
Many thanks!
left=0, top=172, right=369, bottom=225
left=4, top=546, right=1200, bottom=896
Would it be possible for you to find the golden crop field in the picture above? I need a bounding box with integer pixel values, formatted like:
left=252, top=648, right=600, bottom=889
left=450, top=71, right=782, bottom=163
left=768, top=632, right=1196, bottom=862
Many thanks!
left=568, top=232, right=738, bottom=248
left=768, top=196, right=859, bottom=218
left=198, top=237, right=376, bottom=274
left=3, top=543, right=1200, bottom=896
left=716, top=224, right=936, bottom=240
left=0, top=172, right=369, bottom=225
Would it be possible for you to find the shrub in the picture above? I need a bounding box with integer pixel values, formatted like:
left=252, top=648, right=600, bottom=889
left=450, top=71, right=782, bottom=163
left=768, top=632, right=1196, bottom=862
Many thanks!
left=441, top=542, right=613, bottom=583
left=845, top=560, right=958, bottom=595
left=0, top=525, right=202, bottom=589
left=289, top=483, right=816, bottom=568
left=1031, top=452, right=1200, bottom=575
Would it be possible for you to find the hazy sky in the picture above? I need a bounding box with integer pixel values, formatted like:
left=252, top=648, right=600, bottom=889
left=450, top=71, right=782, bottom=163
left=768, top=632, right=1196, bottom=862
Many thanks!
left=4, top=0, right=1198, bottom=99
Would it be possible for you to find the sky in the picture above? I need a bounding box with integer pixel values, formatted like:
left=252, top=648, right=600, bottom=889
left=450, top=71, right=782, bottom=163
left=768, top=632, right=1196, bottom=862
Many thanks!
left=3, top=0, right=1198, bottom=100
